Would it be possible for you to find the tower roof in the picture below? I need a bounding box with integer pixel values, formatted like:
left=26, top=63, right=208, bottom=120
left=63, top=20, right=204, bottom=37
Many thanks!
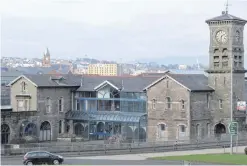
left=206, top=11, right=247, bottom=24
left=45, top=48, right=50, bottom=57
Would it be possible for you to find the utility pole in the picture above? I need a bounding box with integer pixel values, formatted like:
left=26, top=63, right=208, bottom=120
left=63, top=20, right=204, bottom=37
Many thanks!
left=230, top=47, right=233, bottom=155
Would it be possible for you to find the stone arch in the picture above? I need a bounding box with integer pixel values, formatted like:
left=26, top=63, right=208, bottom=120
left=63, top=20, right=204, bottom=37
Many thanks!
left=177, top=124, right=187, bottom=140
left=39, top=121, right=51, bottom=141
left=157, top=123, right=167, bottom=140
left=83, top=125, right=89, bottom=138
left=74, top=123, right=84, bottom=136
left=20, top=121, right=38, bottom=142
left=214, top=123, right=226, bottom=134
left=97, top=122, right=105, bottom=132
left=1, top=124, right=10, bottom=144
left=123, top=126, right=133, bottom=142
left=134, top=127, right=146, bottom=141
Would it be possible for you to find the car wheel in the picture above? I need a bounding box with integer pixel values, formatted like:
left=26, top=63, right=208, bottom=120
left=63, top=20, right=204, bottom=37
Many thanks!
left=27, top=161, right=33, bottom=165
left=53, top=159, right=59, bottom=165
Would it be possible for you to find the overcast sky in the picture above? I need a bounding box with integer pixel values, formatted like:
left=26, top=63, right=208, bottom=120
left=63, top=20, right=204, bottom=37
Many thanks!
left=1, top=0, right=247, bottom=63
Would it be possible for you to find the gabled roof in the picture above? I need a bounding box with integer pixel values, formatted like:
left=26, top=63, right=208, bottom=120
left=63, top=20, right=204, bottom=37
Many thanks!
left=7, top=74, right=81, bottom=87
left=77, top=75, right=161, bottom=92
left=144, top=73, right=214, bottom=92
left=206, top=12, right=247, bottom=23
left=7, top=75, right=38, bottom=87
left=94, top=80, right=121, bottom=91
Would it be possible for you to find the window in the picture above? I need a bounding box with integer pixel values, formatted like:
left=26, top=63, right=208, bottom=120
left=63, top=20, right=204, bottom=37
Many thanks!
left=179, top=125, right=186, bottom=132
left=224, top=77, right=226, bottom=85
left=214, top=77, right=217, bottom=86
left=219, top=99, right=223, bottom=109
left=152, top=99, right=156, bottom=109
left=21, top=81, right=27, bottom=92
left=17, top=100, right=24, bottom=111
left=206, top=94, right=209, bottom=108
left=160, top=124, right=165, bottom=131
left=181, top=100, right=185, bottom=110
left=24, top=100, right=29, bottom=111
left=58, top=97, right=64, bottom=112
left=196, top=124, right=200, bottom=137
left=76, top=100, right=80, bottom=111
left=46, top=97, right=51, bottom=113
left=207, top=123, right=210, bottom=136
left=166, top=97, right=171, bottom=109
left=59, top=120, right=62, bottom=134
left=166, top=80, right=169, bottom=88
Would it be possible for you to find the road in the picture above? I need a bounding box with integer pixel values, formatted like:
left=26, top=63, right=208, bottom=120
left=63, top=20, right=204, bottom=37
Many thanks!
left=1, top=158, right=179, bottom=165
left=2, top=145, right=244, bottom=165
left=1, top=156, right=215, bottom=165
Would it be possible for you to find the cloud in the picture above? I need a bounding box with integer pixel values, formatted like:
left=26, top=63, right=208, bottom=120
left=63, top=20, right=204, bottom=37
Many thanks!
left=1, top=0, right=247, bottom=63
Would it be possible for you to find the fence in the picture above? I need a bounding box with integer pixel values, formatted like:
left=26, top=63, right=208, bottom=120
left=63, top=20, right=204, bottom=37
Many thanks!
left=2, top=136, right=247, bottom=156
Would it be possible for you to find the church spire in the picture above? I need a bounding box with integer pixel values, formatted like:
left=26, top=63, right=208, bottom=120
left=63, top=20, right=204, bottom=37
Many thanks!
left=45, top=47, right=50, bottom=57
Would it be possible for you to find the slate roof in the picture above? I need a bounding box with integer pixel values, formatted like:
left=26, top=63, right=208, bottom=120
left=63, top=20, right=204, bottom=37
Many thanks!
left=206, top=12, right=247, bottom=23
left=9, top=72, right=214, bottom=92
left=77, top=75, right=160, bottom=92
left=10, top=74, right=81, bottom=87
left=168, top=74, right=214, bottom=92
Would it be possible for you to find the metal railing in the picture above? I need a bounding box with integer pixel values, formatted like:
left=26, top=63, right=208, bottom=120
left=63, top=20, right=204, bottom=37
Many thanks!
left=2, top=137, right=247, bottom=156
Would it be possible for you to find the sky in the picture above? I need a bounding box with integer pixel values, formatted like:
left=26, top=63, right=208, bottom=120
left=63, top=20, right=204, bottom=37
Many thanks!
left=1, top=0, right=247, bottom=64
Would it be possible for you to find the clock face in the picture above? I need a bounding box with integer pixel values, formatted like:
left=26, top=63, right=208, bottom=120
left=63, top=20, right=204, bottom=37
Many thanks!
left=46, top=57, right=49, bottom=60
left=215, top=30, right=228, bottom=43
left=235, top=31, right=240, bottom=43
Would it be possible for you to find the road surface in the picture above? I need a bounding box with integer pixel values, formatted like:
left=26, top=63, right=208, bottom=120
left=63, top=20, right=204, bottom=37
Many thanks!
left=1, top=156, right=182, bottom=165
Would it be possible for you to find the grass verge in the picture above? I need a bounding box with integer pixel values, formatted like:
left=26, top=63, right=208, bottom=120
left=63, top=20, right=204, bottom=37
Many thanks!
left=151, top=153, right=247, bottom=165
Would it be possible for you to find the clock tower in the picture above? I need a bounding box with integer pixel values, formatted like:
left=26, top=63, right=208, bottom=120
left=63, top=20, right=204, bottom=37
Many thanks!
left=205, top=10, right=247, bottom=128
left=42, top=48, right=51, bottom=67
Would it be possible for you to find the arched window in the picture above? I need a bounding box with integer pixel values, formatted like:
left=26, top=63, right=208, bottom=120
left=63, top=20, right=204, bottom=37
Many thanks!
left=40, top=121, right=51, bottom=141
left=74, top=123, right=84, bottom=136
left=166, top=97, right=171, bottom=109
left=181, top=100, right=185, bottom=110
left=21, top=81, right=27, bottom=92
left=160, top=124, right=165, bottom=131
left=1, top=124, right=10, bottom=144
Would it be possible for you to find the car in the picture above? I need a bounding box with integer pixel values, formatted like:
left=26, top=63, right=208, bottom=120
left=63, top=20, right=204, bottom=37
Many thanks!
left=23, top=151, right=64, bottom=165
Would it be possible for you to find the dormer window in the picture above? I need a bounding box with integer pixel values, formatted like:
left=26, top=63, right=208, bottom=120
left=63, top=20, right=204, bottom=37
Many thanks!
left=21, top=81, right=27, bottom=92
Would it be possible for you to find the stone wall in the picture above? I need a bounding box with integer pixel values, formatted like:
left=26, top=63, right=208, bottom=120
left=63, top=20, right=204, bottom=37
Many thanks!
left=1, top=86, right=77, bottom=143
left=147, top=76, right=190, bottom=141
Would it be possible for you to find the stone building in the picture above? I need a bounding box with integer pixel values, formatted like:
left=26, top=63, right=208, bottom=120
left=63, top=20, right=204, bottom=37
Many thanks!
left=1, top=74, right=161, bottom=144
left=146, top=11, right=247, bottom=142
left=1, top=74, right=80, bottom=143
